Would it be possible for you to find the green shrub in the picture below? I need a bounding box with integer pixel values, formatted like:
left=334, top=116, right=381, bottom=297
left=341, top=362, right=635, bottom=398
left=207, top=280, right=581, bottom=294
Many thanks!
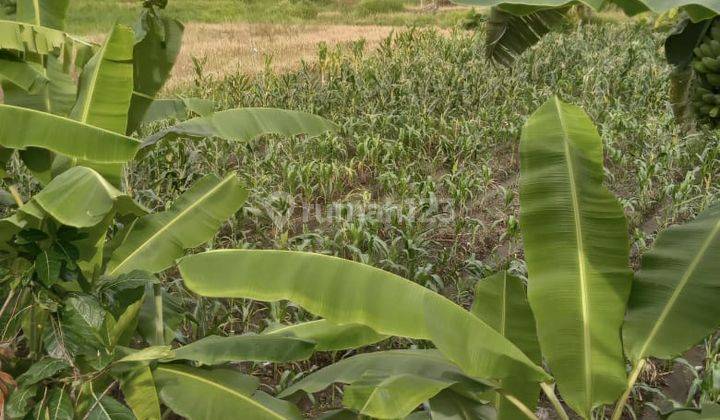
left=355, top=0, right=405, bottom=16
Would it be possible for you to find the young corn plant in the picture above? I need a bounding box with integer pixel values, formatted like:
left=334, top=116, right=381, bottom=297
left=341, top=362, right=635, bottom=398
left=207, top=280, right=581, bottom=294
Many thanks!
left=178, top=97, right=720, bottom=419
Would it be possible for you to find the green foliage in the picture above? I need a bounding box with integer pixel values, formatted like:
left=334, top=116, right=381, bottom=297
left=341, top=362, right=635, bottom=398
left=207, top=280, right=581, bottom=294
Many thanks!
left=354, top=0, right=405, bottom=16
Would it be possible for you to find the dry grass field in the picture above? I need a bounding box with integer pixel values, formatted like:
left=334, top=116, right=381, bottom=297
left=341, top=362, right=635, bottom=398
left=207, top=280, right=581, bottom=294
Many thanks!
left=167, top=23, right=399, bottom=90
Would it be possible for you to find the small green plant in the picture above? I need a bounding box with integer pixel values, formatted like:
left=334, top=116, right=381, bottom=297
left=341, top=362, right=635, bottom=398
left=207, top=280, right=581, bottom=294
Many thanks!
left=355, top=0, right=405, bottom=17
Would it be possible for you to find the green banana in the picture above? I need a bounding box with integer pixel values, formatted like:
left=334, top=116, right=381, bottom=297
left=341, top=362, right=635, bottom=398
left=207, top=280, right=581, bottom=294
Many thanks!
left=707, top=73, right=720, bottom=87
left=702, top=57, right=720, bottom=72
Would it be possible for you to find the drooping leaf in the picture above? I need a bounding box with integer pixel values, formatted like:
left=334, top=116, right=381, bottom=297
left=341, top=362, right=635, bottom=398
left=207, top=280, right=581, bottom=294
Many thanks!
left=427, top=389, right=496, bottom=420
left=484, top=6, right=569, bottom=67
left=136, top=97, right=215, bottom=126
left=32, top=166, right=126, bottom=228
left=15, top=0, right=69, bottom=30
left=119, top=365, right=161, bottom=420
left=665, top=18, right=712, bottom=69
left=470, top=272, right=540, bottom=420
left=105, top=172, right=247, bottom=276
left=343, top=373, right=451, bottom=419
left=263, top=320, right=387, bottom=351
left=178, top=250, right=549, bottom=382
left=280, top=350, right=493, bottom=399
left=623, top=205, right=720, bottom=362
left=18, top=146, right=53, bottom=184
left=153, top=365, right=303, bottom=420
left=126, top=12, right=184, bottom=134
left=169, top=334, right=316, bottom=365
left=141, top=108, right=339, bottom=148
left=519, top=96, right=631, bottom=416
left=0, top=104, right=140, bottom=163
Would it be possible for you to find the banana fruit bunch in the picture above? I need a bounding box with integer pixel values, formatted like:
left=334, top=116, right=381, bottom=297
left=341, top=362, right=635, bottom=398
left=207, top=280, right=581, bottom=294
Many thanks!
left=692, top=21, right=720, bottom=121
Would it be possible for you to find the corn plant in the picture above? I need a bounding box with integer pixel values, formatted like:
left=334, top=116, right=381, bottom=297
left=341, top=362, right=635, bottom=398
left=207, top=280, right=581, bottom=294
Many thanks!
left=178, top=97, right=720, bottom=419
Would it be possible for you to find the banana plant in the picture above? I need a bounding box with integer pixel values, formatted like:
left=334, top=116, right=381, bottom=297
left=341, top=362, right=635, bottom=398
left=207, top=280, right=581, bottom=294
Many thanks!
left=452, top=0, right=720, bottom=126
left=1, top=164, right=378, bottom=419
left=177, top=97, right=720, bottom=419
left=0, top=0, right=338, bottom=188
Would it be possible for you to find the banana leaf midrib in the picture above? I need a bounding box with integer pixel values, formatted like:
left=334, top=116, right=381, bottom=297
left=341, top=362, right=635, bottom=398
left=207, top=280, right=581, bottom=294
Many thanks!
left=553, top=97, right=593, bottom=409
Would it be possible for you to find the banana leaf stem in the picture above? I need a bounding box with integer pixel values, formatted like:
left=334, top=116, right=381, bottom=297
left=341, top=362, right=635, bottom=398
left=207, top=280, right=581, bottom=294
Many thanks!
left=8, top=185, right=23, bottom=206
left=153, top=283, right=164, bottom=345
left=611, top=359, right=646, bottom=420
left=540, top=382, right=569, bottom=420
left=498, top=390, right=539, bottom=420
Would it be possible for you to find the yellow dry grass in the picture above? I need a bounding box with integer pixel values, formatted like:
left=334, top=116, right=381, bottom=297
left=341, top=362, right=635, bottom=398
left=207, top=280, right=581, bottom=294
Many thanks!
left=166, top=22, right=398, bottom=91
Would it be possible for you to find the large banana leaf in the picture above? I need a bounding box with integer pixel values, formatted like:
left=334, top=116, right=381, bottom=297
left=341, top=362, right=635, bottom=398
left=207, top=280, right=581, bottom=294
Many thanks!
left=623, top=205, right=720, bottom=362
left=264, top=320, right=388, bottom=351
left=280, top=350, right=493, bottom=399
left=168, top=334, right=316, bottom=364
left=153, top=365, right=302, bottom=420
left=470, top=272, right=540, bottom=420
left=105, top=173, right=247, bottom=276
left=56, top=23, right=135, bottom=185
left=178, top=250, right=549, bottom=382
left=519, top=96, right=631, bottom=417
left=141, top=108, right=339, bottom=148
left=32, top=166, right=125, bottom=227
left=126, top=11, right=184, bottom=134
left=70, top=24, right=134, bottom=134
left=0, top=104, right=139, bottom=162
left=16, top=0, right=69, bottom=30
